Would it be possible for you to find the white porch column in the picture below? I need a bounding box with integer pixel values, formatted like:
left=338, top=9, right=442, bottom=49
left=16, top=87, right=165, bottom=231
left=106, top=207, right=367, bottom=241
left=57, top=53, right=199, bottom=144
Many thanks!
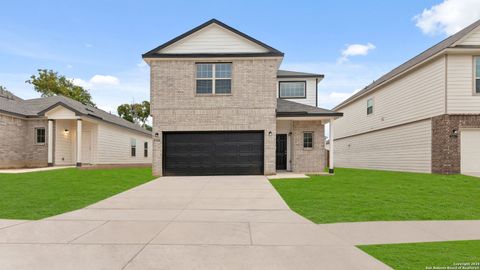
left=76, top=119, right=82, bottom=167
left=47, top=119, right=54, bottom=166
left=329, top=118, right=335, bottom=173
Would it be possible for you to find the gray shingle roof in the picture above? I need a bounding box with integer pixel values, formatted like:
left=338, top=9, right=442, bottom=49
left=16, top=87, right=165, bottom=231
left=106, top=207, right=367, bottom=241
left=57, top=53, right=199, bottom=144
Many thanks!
left=0, top=95, right=151, bottom=135
left=276, top=99, right=342, bottom=117
left=333, top=19, right=480, bottom=110
left=277, top=70, right=324, bottom=78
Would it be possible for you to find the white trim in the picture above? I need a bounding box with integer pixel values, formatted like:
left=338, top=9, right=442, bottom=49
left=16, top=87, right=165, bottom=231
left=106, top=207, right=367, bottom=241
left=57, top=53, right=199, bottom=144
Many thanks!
left=47, top=120, right=53, bottom=164
left=329, top=119, right=334, bottom=171
left=76, top=119, right=82, bottom=164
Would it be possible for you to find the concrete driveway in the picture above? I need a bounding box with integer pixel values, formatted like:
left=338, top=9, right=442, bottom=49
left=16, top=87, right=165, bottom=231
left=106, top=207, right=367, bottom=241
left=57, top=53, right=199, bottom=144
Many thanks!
left=0, top=175, right=390, bottom=270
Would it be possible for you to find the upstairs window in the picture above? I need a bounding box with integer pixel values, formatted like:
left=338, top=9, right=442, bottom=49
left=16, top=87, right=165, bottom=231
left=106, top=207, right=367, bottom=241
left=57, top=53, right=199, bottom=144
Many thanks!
left=303, top=132, right=313, bottom=148
left=131, top=138, right=136, bottom=157
left=475, top=57, right=480, bottom=94
left=279, top=81, right=306, bottom=98
left=367, top=98, right=374, bottom=115
left=196, top=63, right=232, bottom=94
left=35, top=127, right=46, bottom=144
left=144, top=142, right=148, bottom=157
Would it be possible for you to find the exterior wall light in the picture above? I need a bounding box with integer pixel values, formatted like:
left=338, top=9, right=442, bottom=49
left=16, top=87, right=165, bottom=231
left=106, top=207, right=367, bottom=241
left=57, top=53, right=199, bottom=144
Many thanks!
left=64, top=129, right=69, bottom=135
left=268, top=131, right=273, bottom=136
left=450, top=129, right=458, bottom=138
left=155, top=132, right=159, bottom=137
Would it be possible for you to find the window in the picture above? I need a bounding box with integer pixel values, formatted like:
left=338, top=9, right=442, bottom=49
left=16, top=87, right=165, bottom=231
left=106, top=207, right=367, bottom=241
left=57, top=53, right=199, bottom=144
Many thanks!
left=196, top=63, right=232, bottom=94
left=279, top=81, right=306, bottom=98
left=475, top=57, right=480, bottom=94
left=367, top=98, right=374, bottom=115
left=303, top=132, right=313, bottom=148
left=144, top=142, right=148, bottom=157
left=35, top=128, right=46, bottom=144
left=131, top=138, right=136, bottom=157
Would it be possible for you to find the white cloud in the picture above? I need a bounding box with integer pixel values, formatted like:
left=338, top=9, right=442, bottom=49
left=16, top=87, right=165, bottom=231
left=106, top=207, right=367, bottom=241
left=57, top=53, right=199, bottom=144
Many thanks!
left=90, top=75, right=120, bottom=85
left=136, top=61, right=147, bottom=68
left=338, top=43, right=376, bottom=63
left=414, top=0, right=480, bottom=36
left=70, top=78, right=90, bottom=88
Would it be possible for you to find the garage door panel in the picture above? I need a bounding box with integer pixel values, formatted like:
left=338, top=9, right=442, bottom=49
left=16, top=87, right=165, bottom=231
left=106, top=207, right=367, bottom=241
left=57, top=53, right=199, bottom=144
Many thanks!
left=461, top=129, right=480, bottom=174
left=163, top=131, right=264, bottom=176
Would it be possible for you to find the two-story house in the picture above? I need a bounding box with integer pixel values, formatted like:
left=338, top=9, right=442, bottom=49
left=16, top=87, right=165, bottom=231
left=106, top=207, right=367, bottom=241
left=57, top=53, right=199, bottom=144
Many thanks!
left=142, top=19, right=342, bottom=176
left=332, top=19, right=480, bottom=175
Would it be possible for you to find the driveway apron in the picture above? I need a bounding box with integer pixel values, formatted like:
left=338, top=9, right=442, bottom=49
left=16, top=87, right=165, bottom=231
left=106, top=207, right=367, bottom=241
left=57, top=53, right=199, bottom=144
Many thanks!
left=0, top=175, right=391, bottom=270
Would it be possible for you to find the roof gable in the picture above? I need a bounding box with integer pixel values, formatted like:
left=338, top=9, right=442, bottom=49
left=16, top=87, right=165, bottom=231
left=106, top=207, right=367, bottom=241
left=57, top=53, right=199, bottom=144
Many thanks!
left=142, top=19, right=283, bottom=58
left=333, top=19, right=480, bottom=110
left=455, top=25, right=480, bottom=46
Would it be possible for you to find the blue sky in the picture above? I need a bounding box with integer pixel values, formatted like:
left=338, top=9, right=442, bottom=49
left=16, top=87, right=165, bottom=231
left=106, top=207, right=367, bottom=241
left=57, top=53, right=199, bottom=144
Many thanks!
left=1, top=0, right=479, bottom=112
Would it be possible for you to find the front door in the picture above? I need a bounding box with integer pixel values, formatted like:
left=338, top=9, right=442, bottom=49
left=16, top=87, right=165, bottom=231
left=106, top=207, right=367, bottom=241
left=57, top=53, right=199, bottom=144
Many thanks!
left=276, top=134, right=287, bottom=170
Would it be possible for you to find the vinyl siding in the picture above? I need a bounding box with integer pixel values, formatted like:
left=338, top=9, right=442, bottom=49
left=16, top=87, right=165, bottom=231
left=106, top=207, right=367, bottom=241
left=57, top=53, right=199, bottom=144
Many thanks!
left=54, top=120, right=76, bottom=165
left=160, top=24, right=268, bottom=54
left=446, top=54, right=480, bottom=113
left=457, top=26, right=480, bottom=46
left=277, top=78, right=317, bottom=107
left=334, top=57, right=445, bottom=139
left=96, top=122, right=152, bottom=164
left=335, top=119, right=432, bottom=173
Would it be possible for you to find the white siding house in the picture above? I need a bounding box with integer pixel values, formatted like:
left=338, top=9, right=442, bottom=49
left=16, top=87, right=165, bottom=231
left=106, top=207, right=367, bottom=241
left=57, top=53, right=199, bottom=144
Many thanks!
left=332, top=19, right=480, bottom=175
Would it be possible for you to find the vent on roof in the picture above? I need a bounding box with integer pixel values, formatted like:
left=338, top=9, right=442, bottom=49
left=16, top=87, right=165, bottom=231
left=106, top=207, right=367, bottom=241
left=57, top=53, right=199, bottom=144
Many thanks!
left=86, top=108, right=94, bottom=112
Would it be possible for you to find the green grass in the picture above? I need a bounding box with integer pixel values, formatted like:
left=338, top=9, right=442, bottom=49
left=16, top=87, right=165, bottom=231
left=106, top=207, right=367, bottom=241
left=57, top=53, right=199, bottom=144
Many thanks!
left=270, top=168, right=480, bottom=224
left=358, top=240, right=480, bottom=270
left=0, top=167, right=155, bottom=220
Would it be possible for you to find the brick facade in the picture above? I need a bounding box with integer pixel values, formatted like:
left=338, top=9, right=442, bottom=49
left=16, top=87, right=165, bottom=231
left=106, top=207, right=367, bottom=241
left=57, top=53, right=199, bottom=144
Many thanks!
left=431, top=114, right=480, bottom=174
left=291, top=120, right=326, bottom=173
left=0, top=114, right=48, bottom=168
left=150, top=58, right=281, bottom=176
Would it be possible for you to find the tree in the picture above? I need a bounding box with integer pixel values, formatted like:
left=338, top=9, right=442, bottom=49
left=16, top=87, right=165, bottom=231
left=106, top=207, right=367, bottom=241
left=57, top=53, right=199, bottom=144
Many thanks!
left=117, top=101, right=151, bottom=130
left=26, top=69, right=95, bottom=107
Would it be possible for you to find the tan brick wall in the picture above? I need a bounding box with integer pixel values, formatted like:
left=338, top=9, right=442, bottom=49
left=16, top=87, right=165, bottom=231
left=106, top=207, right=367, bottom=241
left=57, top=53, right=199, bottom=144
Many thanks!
left=0, top=114, right=48, bottom=168
left=25, top=119, right=48, bottom=167
left=150, top=58, right=281, bottom=176
left=291, top=120, right=326, bottom=173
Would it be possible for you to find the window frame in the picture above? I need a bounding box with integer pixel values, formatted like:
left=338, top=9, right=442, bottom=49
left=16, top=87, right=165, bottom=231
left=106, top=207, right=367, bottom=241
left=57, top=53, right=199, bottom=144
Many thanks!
left=303, top=131, right=314, bottom=149
left=474, top=56, right=480, bottom=95
left=367, top=98, right=374, bottom=115
left=34, top=127, right=46, bottom=145
left=195, top=62, right=232, bottom=95
left=131, top=138, right=136, bottom=157
left=144, top=141, right=148, bottom=158
left=278, top=81, right=307, bottom=99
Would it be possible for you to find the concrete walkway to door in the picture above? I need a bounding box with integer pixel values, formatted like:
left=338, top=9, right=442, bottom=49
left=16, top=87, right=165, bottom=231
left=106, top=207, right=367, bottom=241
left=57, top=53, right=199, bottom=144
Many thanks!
left=0, top=175, right=391, bottom=270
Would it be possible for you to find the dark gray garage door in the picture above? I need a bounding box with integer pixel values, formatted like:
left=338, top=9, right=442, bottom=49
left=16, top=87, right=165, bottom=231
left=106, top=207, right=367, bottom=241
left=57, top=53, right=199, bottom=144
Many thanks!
left=163, top=131, right=264, bottom=176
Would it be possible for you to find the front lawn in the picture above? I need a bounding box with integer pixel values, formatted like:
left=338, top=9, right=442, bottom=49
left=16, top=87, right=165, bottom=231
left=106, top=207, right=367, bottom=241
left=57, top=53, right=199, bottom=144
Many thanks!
left=270, top=168, right=480, bottom=223
left=0, top=167, right=155, bottom=220
left=358, top=240, right=480, bottom=270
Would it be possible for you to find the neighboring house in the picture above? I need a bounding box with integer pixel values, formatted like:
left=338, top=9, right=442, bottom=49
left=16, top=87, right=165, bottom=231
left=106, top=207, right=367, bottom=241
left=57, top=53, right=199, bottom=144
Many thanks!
left=0, top=90, right=152, bottom=169
left=332, top=19, right=480, bottom=175
left=142, top=19, right=342, bottom=176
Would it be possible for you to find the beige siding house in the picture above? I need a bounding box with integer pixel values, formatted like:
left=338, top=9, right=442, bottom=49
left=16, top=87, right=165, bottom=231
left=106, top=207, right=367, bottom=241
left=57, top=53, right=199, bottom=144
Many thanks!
left=0, top=92, right=152, bottom=169
left=143, top=19, right=342, bottom=176
left=332, top=19, right=480, bottom=175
